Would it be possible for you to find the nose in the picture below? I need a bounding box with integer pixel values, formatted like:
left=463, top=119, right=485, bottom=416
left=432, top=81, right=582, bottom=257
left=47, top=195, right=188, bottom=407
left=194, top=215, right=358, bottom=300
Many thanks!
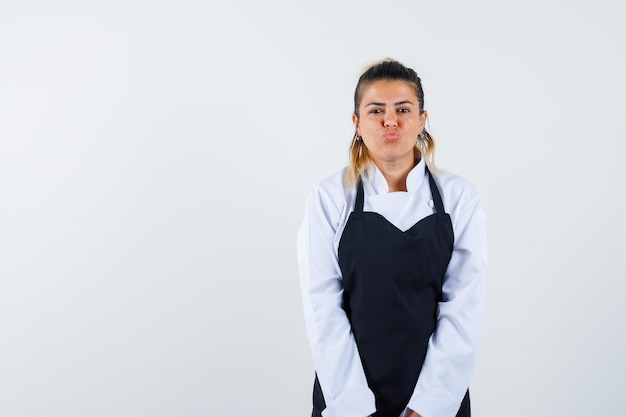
left=384, top=113, right=398, bottom=128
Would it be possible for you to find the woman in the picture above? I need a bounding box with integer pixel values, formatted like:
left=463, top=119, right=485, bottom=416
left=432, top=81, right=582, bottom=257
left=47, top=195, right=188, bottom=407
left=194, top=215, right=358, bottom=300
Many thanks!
left=297, top=59, right=487, bottom=417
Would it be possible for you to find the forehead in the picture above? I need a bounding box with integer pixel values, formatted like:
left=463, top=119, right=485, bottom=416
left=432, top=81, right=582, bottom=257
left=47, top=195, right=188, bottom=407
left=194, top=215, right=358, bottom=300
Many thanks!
left=360, top=80, right=418, bottom=104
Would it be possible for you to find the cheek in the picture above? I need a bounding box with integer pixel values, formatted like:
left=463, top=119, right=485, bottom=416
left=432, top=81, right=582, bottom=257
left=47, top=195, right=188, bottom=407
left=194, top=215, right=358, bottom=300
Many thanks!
left=359, top=119, right=378, bottom=133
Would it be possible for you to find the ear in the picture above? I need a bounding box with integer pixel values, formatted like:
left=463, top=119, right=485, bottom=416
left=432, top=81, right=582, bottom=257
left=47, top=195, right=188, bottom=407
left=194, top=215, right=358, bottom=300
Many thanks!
left=352, top=113, right=359, bottom=133
left=420, top=110, right=428, bottom=130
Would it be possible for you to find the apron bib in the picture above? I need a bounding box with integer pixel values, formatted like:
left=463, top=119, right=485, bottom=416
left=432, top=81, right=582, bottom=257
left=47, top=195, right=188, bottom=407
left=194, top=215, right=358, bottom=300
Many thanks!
left=312, top=168, right=470, bottom=417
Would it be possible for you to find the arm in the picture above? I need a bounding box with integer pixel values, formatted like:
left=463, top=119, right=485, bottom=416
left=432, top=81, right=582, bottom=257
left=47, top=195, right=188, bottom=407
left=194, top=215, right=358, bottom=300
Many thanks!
left=406, top=189, right=488, bottom=417
left=297, top=184, right=376, bottom=417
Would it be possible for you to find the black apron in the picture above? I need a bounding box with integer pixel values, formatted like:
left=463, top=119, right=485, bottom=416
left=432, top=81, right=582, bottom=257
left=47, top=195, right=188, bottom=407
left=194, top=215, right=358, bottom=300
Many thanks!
left=312, top=168, right=470, bottom=417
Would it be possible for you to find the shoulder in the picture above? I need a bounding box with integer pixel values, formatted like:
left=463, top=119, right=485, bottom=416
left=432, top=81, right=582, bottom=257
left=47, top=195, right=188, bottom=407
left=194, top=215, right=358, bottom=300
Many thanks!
left=430, top=168, right=480, bottom=212
left=308, top=167, right=352, bottom=202
left=305, top=167, right=353, bottom=216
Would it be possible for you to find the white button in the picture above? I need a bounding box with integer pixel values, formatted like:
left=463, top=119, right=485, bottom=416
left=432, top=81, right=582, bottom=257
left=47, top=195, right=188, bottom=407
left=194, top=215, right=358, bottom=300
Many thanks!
left=428, top=200, right=434, bottom=208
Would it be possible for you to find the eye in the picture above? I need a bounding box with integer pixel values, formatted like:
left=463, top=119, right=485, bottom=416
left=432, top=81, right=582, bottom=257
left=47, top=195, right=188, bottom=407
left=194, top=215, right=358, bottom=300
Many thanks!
left=398, top=108, right=410, bottom=113
left=369, top=108, right=383, bottom=114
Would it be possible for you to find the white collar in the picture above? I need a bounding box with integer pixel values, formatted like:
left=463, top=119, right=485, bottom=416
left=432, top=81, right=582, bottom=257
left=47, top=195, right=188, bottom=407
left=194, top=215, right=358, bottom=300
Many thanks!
left=363, top=158, right=426, bottom=195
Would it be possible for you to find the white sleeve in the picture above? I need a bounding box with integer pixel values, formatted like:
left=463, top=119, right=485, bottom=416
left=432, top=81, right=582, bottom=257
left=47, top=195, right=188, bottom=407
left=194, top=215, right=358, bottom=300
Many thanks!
left=406, top=189, right=488, bottom=417
left=297, top=184, right=377, bottom=417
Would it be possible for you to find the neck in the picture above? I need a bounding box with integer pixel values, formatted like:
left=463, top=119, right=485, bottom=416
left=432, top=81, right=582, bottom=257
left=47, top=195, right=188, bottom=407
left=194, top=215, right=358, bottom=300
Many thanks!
left=373, top=156, right=416, bottom=192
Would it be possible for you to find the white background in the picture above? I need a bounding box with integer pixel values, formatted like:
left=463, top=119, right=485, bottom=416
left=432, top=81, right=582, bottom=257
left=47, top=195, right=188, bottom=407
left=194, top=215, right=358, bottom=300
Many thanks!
left=1, top=1, right=625, bottom=416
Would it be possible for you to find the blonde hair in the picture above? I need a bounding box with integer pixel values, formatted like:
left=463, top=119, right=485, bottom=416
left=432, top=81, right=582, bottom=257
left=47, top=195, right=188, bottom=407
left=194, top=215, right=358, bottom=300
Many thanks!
left=345, top=59, right=436, bottom=187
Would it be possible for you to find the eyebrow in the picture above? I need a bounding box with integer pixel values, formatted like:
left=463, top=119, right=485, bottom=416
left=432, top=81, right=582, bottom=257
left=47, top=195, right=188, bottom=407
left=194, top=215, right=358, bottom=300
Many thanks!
left=365, top=100, right=415, bottom=107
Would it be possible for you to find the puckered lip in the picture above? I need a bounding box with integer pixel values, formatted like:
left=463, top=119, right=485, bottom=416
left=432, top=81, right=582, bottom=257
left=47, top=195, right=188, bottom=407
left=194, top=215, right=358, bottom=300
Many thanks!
left=383, top=131, right=399, bottom=139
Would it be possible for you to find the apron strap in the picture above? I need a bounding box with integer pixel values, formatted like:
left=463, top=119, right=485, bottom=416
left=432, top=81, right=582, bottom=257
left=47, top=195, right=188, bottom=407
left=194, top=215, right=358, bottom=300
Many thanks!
left=426, top=167, right=445, bottom=214
left=354, top=179, right=365, bottom=215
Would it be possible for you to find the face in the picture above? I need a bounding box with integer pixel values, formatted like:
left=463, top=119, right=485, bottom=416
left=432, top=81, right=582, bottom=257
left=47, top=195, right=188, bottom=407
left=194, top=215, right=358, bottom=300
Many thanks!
left=353, top=80, right=427, bottom=169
